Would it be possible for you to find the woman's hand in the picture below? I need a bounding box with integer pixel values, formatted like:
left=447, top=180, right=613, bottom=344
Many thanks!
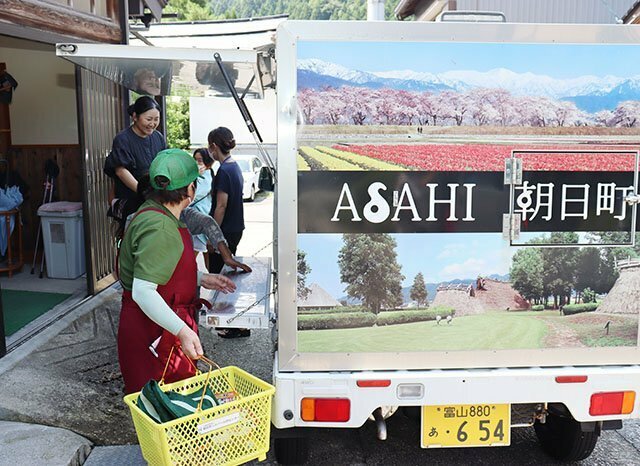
left=176, top=326, right=203, bottom=360
left=201, top=273, right=237, bottom=293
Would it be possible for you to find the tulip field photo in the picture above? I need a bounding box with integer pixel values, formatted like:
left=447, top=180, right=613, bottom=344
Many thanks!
left=297, top=143, right=638, bottom=172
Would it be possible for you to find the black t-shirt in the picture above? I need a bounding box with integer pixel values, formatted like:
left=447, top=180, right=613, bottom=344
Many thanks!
left=104, top=127, right=166, bottom=200
left=212, top=159, right=245, bottom=235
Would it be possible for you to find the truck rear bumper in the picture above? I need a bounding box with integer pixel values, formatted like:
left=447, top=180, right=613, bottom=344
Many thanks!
left=272, top=358, right=640, bottom=428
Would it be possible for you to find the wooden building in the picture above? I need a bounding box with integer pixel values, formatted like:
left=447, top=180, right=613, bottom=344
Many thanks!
left=0, top=0, right=167, bottom=355
left=0, top=0, right=166, bottom=296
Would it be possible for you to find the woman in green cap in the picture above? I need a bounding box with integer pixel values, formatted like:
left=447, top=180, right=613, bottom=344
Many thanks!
left=117, top=149, right=236, bottom=394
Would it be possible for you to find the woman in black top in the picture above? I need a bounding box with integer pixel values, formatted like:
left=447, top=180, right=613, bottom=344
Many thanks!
left=104, top=96, right=166, bottom=234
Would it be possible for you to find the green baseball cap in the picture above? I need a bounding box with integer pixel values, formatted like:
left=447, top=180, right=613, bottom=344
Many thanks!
left=149, top=149, right=199, bottom=190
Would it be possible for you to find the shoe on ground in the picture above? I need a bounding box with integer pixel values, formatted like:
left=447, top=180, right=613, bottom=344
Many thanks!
left=217, top=328, right=251, bottom=339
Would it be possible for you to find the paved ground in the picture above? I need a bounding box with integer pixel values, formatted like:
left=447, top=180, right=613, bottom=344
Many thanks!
left=1, top=290, right=639, bottom=465
left=1, top=191, right=640, bottom=465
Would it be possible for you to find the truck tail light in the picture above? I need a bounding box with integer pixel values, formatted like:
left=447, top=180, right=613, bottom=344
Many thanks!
left=555, top=375, right=588, bottom=383
left=357, top=379, right=391, bottom=388
left=300, top=398, right=350, bottom=422
left=589, top=391, right=635, bottom=416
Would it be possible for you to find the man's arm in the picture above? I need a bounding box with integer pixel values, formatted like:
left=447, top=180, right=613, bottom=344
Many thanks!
left=181, top=207, right=226, bottom=245
left=181, top=207, right=251, bottom=272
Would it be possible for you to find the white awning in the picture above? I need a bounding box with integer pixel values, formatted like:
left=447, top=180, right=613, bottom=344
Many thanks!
left=56, top=43, right=271, bottom=98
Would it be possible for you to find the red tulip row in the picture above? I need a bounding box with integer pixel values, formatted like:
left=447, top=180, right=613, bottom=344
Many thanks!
left=332, top=143, right=639, bottom=172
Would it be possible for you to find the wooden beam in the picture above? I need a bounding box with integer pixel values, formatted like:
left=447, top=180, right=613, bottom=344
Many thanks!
left=0, top=0, right=122, bottom=43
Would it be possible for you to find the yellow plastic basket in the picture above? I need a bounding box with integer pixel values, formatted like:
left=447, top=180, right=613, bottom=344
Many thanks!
left=124, top=365, right=275, bottom=466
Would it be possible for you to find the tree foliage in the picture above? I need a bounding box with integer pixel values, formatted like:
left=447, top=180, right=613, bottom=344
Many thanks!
left=297, top=250, right=312, bottom=300
left=509, top=248, right=544, bottom=303
left=338, top=234, right=404, bottom=314
left=165, top=0, right=399, bottom=21
left=165, top=90, right=190, bottom=149
left=510, top=232, right=640, bottom=307
left=581, top=287, right=597, bottom=303
left=297, top=86, right=638, bottom=128
left=539, top=232, right=580, bottom=307
left=165, top=0, right=216, bottom=21
left=409, top=272, right=428, bottom=306
left=207, top=0, right=397, bottom=20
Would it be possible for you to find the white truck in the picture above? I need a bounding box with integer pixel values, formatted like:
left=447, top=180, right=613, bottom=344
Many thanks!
left=58, top=20, right=640, bottom=464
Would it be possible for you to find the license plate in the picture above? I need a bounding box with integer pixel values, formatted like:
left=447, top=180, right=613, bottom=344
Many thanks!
left=421, top=404, right=510, bottom=448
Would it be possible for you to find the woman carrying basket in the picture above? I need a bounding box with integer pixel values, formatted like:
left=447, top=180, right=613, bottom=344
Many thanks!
left=117, top=149, right=236, bottom=394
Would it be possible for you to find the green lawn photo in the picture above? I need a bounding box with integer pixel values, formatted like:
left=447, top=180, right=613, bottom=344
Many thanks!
left=297, top=310, right=638, bottom=353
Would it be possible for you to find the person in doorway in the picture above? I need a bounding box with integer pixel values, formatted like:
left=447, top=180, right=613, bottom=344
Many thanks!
left=0, top=69, right=18, bottom=105
left=104, top=95, right=165, bottom=235
left=207, top=127, right=249, bottom=339
left=117, top=149, right=236, bottom=394
left=190, top=148, right=215, bottom=271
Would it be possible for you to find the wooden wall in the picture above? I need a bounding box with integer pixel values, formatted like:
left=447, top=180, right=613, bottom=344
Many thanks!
left=8, top=145, right=82, bottom=257
left=0, top=0, right=122, bottom=43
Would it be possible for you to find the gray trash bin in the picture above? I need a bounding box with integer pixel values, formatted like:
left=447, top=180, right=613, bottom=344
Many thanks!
left=37, top=201, right=85, bottom=279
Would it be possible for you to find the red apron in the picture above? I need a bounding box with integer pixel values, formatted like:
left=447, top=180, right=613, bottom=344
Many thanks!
left=117, top=207, right=200, bottom=394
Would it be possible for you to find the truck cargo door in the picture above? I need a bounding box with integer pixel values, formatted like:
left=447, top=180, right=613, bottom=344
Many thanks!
left=505, top=150, right=639, bottom=247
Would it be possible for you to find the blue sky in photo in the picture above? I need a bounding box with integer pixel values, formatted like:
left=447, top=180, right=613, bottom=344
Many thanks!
left=298, top=233, right=515, bottom=298
left=298, top=41, right=639, bottom=78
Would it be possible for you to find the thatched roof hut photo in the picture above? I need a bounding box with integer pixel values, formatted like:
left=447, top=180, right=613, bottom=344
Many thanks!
left=597, top=260, right=640, bottom=315
left=432, top=278, right=529, bottom=316
left=298, top=283, right=342, bottom=310
left=432, top=284, right=484, bottom=316
left=475, top=278, right=530, bottom=311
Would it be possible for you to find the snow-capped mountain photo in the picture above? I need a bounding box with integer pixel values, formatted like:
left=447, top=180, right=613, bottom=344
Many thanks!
left=298, top=58, right=459, bottom=94
left=298, top=58, right=640, bottom=112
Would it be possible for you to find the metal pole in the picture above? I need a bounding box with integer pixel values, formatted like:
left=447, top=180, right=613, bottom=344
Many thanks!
left=213, top=53, right=277, bottom=180
left=0, top=281, right=6, bottom=358
left=367, top=0, right=386, bottom=20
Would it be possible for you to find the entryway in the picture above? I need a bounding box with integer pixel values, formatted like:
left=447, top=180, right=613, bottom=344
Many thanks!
left=0, top=35, right=89, bottom=348
left=1, top=271, right=85, bottom=349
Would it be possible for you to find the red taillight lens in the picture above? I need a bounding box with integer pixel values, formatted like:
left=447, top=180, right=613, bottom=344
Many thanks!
left=555, top=376, right=588, bottom=383
left=300, top=398, right=350, bottom=422
left=357, top=380, right=391, bottom=388
left=589, top=391, right=635, bottom=416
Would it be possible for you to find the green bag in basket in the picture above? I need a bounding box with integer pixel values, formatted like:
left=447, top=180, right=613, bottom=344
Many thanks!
left=137, top=379, right=219, bottom=424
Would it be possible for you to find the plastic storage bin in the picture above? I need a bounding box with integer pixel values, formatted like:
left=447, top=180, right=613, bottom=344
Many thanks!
left=37, top=201, right=85, bottom=279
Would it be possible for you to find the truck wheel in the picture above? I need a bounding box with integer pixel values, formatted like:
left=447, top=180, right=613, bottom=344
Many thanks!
left=534, top=411, right=599, bottom=461
left=274, top=436, right=309, bottom=465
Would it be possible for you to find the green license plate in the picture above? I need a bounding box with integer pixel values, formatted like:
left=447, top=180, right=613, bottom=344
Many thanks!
left=421, top=404, right=511, bottom=448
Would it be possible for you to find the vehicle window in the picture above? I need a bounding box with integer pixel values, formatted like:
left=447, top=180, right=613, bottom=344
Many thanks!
left=237, top=159, right=250, bottom=171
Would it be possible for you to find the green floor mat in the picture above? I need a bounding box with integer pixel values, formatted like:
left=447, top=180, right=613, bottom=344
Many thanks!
left=2, top=290, right=71, bottom=336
